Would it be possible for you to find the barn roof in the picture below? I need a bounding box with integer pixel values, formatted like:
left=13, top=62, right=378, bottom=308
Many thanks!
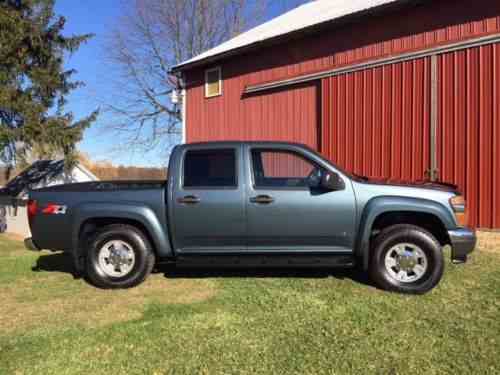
left=172, top=0, right=404, bottom=72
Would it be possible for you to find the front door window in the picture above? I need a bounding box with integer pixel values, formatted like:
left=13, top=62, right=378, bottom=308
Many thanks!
left=251, top=149, right=317, bottom=189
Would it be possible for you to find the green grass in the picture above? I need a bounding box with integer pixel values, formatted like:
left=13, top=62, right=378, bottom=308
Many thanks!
left=1, top=235, right=499, bottom=375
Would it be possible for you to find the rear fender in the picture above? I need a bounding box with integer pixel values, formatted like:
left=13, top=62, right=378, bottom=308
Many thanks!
left=355, top=196, right=456, bottom=270
left=72, top=202, right=173, bottom=258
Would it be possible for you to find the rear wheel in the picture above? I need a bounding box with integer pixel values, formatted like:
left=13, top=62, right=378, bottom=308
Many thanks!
left=86, top=224, right=155, bottom=289
left=370, top=224, right=444, bottom=294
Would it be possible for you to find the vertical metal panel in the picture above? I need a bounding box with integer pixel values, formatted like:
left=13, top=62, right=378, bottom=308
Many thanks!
left=321, top=57, right=431, bottom=182
left=466, top=48, right=481, bottom=228
left=479, top=45, right=493, bottom=228
left=363, top=69, right=373, bottom=177
left=422, top=59, right=432, bottom=182
left=391, top=63, right=403, bottom=178
left=494, top=43, right=500, bottom=228
left=437, top=42, right=500, bottom=228
left=337, top=75, right=347, bottom=166
left=430, top=55, right=438, bottom=181
left=372, top=67, right=383, bottom=177
left=381, top=65, right=392, bottom=178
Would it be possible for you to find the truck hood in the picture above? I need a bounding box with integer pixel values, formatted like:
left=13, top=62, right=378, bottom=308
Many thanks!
left=356, top=177, right=460, bottom=194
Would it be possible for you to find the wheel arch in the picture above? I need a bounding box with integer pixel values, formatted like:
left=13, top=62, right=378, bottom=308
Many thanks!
left=355, top=196, right=456, bottom=270
left=72, top=203, right=174, bottom=262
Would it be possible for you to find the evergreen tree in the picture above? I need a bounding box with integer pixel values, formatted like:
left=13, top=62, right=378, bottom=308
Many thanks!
left=0, top=0, right=98, bottom=176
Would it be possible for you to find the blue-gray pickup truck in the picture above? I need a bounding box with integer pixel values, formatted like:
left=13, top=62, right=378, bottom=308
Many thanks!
left=25, top=142, right=476, bottom=294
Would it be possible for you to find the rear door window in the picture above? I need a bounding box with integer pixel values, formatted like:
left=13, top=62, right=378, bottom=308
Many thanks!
left=183, top=149, right=237, bottom=188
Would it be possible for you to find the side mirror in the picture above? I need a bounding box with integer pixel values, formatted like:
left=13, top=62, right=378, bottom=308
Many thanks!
left=321, top=171, right=345, bottom=191
left=307, top=168, right=323, bottom=188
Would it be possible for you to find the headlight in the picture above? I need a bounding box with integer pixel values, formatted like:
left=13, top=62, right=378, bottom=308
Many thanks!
left=449, top=195, right=466, bottom=227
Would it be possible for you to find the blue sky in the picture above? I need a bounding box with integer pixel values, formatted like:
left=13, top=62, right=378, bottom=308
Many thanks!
left=54, top=0, right=307, bottom=167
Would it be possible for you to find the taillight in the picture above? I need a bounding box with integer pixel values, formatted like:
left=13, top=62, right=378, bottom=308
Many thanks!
left=450, top=195, right=467, bottom=227
left=27, top=199, right=38, bottom=221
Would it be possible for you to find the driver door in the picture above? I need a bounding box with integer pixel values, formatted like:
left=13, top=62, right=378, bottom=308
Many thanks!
left=245, top=146, right=356, bottom=253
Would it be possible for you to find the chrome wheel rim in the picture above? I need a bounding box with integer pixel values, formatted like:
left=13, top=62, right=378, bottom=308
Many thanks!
left=98, top=240, right=136, bottom=278
left=384, top=243, right=428, bottom=283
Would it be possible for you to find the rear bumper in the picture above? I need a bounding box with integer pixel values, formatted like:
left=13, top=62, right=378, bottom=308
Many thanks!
left=24, top=237, right=41, bottom=252
left=448, top=228, right=476, bottom=262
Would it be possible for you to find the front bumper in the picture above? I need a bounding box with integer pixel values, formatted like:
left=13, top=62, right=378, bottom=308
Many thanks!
left=24, top=237, right=41, bottom=252
left=448, top=228, right=476, bottom=263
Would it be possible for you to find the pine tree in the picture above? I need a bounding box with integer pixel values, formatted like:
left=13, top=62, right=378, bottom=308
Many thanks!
left=0, top=0, right=98, bottom=176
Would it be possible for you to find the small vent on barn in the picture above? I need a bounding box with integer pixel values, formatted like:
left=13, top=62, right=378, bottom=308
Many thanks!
left=205, top=67, right=222, bottom=98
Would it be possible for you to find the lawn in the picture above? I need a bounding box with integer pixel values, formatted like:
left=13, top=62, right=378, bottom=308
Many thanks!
left=1, top=235, right=499, bottom=375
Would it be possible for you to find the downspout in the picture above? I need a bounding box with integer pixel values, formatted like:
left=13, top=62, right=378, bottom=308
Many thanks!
left=181, top=86, right=187, bottom=144
left=179, top=73, right=187, bottom=144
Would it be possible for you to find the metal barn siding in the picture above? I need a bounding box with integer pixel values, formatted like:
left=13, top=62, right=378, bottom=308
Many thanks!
left=321, top=57, right=431, bottom=181
left=239, top=0, right=500, bottom=90
left=186, top=0, right=500, bottom=137
left=436, top=43, right=500, bottom=228
left=187, top=81, right=319, bottom=150
left=184, top=0, right=500, bottom=228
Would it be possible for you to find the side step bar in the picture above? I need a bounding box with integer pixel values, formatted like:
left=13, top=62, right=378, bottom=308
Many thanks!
left=175, top=254, right=355, bottom=269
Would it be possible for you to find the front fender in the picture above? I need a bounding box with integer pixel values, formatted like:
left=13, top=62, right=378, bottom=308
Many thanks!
left=71, top=202, right=173, bottom=258
left=355, top=196, right=456, bottom=270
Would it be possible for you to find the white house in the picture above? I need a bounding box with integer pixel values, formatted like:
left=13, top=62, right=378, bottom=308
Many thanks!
left=0, top=160, right=98, bottom=237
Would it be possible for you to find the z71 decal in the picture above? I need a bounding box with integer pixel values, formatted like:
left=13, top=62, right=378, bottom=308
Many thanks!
left=42, top=204, right=67, bottom=215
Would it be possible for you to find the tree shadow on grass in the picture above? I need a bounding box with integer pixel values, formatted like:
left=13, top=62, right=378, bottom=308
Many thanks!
left=31, top=252, right=80, bottom=279
left=158, top=265, right=373, bottom=288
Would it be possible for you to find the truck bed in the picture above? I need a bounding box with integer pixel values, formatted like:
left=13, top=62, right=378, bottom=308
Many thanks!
left=28, top=180, right=168, bottom=252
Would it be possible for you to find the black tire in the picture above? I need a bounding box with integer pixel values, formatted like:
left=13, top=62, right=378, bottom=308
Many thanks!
left=85, top=224, right=155, bottom=289
left=370, top=224, right=444, bottom=294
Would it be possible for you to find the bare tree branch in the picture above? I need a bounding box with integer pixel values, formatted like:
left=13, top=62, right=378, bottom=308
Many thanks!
left=103, top=0, right=309, bottom=155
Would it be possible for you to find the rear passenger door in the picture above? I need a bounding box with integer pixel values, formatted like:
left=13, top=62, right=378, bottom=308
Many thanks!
left=171, top=146, right=246, bottom=253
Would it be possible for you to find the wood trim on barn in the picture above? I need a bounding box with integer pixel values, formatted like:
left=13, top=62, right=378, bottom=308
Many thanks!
left=244, top=33, right=500, bottom=94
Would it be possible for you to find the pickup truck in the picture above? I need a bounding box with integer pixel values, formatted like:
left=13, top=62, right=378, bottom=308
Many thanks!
left=25, top=142, right=476, bottom=294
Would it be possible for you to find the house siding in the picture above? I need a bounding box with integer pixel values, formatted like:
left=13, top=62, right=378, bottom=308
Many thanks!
left=0, top=164, right=98, bottom=237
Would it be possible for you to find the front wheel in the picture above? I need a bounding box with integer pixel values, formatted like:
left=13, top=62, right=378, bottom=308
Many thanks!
left=86, top=224, right=155, bottom=289
left=370, top=224, right=444, bottom=294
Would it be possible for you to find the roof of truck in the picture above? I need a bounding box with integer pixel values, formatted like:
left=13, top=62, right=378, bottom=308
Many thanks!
left=180, top=141, right=311, bottom=148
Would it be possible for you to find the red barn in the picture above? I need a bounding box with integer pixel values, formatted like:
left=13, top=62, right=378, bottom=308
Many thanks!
left=172, top=0, right=500, bottom=229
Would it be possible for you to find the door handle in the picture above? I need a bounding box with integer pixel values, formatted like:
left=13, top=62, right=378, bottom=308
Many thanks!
left=177, top=195, right=201, bottom=205
left=250, top=195, right=274, bottom=204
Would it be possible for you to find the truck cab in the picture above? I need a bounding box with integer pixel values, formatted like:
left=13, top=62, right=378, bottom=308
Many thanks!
left=169, top=142, right=356, bottom=255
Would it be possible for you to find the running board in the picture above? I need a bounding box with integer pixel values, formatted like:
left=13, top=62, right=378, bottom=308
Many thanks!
left=174, top=254, right=355, bottom=269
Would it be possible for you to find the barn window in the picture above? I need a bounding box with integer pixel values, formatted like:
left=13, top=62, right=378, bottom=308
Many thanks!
left=205, top=67, right=222, bottom=98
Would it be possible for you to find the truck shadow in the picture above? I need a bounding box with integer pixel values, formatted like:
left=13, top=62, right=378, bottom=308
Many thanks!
left=31, top=253, right=374, bottom=288
left=32, top=253, right=81, bottom=279
left=158, top=266, right=373, bottom=288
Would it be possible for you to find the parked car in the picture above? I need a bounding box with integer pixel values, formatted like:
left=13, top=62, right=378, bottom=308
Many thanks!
left=25, top=142, right=475, bottom=294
